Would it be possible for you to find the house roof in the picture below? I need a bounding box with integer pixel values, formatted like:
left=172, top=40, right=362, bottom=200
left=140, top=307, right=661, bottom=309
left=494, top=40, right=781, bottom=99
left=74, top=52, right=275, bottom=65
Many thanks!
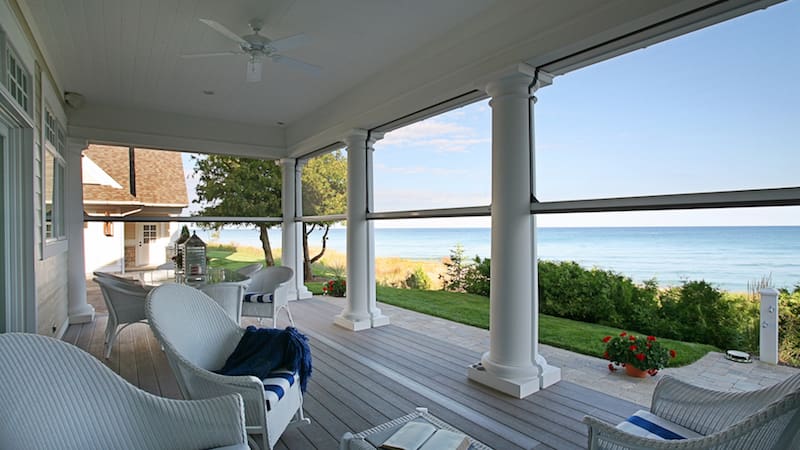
left=82, top=145, right=189, bottom=207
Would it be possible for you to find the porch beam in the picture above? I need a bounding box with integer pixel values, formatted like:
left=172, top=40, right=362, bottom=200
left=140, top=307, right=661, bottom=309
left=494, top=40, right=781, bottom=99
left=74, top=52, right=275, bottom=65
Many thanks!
left=368, top=206, right=491, bottom=220
left=531, top=187, right=800, bottom=214
left=83, top=216, right=283, bottom=223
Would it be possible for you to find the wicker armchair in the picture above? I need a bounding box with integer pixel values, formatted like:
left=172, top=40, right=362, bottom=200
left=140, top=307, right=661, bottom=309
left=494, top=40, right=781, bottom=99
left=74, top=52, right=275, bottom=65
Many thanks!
left=241, top=266, right=295, bottom=328
left=584, top=374, right=800, bottom=449
left=0, top=333, right=247, bottom=450
left=146, top=283, right=309, bottom=450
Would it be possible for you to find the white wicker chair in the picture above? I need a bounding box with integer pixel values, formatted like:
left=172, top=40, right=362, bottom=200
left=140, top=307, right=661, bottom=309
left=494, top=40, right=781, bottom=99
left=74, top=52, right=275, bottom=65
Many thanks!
left=584, top=374, right=800, bottom=449
left=94, top=276, right=149, bottom=359
left=241, top=266, right=295, bottom=328
left=200, top=282, right=247, bottom=323
left=0, top=333, right=248, bottom=450
left=237, top=263, right=264, bottom=278
left=146, top=283, right=309, bottom=450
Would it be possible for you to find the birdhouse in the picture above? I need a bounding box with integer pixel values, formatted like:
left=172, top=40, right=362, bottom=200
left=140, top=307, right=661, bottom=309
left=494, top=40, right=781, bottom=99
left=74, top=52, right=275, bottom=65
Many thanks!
left=181, top=231, right=207, bottom=284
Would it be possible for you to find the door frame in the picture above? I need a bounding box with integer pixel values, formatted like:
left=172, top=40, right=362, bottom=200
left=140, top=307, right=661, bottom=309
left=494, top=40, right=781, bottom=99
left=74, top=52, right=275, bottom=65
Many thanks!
left=0, top=104, right=36, bottom=333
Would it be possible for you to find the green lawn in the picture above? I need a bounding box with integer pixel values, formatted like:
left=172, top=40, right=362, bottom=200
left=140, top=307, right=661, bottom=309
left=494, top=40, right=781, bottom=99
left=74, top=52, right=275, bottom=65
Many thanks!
left=308, top=282, right=717, bottom=366
left=206, top=245, right=279, bottom=271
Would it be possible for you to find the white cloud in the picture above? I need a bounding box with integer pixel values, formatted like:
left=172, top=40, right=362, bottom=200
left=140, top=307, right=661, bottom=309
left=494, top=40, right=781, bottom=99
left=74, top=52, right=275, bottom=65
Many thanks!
left=379, top=119, right=488, bottom=153
left=374, top=163, right=468, bottom=176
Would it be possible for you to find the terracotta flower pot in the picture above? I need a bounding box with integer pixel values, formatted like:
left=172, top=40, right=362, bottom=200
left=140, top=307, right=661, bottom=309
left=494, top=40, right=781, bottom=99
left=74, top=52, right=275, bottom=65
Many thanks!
left=624, top=364, right=648, bottom=378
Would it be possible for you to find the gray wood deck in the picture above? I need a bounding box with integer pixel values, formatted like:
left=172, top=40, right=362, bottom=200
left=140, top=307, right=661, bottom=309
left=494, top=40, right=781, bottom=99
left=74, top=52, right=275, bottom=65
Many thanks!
left=64, top=294, right=640, bottom=449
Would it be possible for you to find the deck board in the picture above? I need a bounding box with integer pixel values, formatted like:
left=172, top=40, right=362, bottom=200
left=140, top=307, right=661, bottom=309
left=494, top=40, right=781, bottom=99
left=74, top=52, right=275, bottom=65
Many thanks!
left=64, top=295, right=641, bottom=449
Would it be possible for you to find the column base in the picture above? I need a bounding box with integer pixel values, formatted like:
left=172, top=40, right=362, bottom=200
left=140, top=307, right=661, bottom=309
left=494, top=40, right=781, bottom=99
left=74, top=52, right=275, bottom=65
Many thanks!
left=289, top=284, right=314, bottom=301
left=535, top=354, right=562, bottom=388
left=69, top=304, right=95, bottom=324
left=334, top=314, right=372, bottom=331
left=371, top=313, right=390, bottom=328
left=467, top=362, right=540, bottom=398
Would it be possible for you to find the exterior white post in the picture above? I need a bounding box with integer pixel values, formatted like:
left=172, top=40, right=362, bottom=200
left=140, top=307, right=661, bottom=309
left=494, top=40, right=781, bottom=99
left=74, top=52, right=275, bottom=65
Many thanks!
left=335, top=129, right=373, bottom=331
left=529, top=77, right=561, bottom=389
left=280, top=158, right=312, bottom=300
left=66, top=138, right=95, bottom=324
left=467, top=65, right=559, bottom=398
left=366, top=133, right=389, bottom=327
left=759, top=288, right=779, bottom=364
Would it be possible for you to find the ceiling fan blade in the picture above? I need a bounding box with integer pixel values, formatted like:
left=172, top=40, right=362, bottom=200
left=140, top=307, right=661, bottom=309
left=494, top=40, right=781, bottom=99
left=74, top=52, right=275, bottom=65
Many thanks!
left=199, top=19, right=249, bottom=46
left=181, top=51, right=243, bottom=58
left=269, top=33, right=309, bottom=52
left=271, top=54, right=321, bottom=75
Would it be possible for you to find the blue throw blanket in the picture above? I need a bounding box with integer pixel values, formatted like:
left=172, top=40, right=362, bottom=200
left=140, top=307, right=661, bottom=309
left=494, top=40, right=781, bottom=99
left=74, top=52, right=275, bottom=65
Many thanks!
left=215, top=326, right=312, bottom=392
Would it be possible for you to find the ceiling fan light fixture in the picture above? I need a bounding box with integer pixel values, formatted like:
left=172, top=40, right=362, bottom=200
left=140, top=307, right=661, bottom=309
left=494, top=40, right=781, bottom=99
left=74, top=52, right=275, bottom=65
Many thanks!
left=246, top=58, right=263, bottom=82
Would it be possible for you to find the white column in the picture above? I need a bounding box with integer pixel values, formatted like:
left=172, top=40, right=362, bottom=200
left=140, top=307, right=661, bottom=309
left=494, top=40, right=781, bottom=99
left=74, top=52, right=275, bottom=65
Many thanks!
left=66, top=138, right=95, bottom=324
left=529, top=77, right=561, bottom=389
left=335, top=129, right=373, bottom=330
left=366, top=134, right=389, bottom=327
left=280, top=158, right=312, bottom=300
left=467, top=65, right=560, bottom=398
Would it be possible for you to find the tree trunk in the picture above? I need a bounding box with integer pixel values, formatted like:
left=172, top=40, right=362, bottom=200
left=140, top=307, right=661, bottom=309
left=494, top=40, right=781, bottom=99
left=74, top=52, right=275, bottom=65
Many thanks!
left=302, top=223, right=312, bottom=281
left=309, top=224, right=330, bottom=265
left=258, top=223, right=275, bottom=266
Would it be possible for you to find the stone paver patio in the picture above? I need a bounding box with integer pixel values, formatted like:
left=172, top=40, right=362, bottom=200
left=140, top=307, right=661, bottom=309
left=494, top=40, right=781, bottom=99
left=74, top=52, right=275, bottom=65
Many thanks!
left=317, top=295, right=799, bottom=407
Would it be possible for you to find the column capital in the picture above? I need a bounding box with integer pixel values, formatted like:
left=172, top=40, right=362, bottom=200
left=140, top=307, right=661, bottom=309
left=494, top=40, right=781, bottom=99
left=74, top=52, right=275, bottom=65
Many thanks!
left=342, top=129, right=384, bottom=150
left=66, top=137, right=89, bottom=154
left=278, top=157, right=296, bottom=167
left=476, top=63, right=553, bottom=98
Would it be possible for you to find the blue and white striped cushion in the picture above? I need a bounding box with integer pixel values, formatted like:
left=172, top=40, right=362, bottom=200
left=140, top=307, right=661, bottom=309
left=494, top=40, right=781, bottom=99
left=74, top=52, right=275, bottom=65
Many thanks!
left=243, top=292, right=274, bottom=303
left=262, top=369, right=297, bottom=411
left=616, top=410, right=703, bottom=440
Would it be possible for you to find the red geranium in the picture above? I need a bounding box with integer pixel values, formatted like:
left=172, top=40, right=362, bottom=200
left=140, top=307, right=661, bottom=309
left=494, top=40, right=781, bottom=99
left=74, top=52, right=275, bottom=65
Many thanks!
left=603, top=332, right=675, bottom=374
left=670, top=349, right=677, bottom=359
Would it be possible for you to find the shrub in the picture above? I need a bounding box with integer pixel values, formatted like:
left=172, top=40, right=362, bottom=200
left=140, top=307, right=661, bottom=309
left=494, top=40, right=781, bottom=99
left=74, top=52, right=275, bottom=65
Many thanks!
left=656, top=281, right=743, bottom=349
left=440, top=244, right=468, bottom=292
left=463, top=256, right=491, bottom=296
left=404, top=267, right=432, bottom=290
left=779, top=287, right=800, bottom=366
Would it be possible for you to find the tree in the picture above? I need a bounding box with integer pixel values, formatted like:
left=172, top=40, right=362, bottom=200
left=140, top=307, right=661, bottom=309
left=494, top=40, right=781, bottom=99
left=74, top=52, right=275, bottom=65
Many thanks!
left=192, top=155, right=281, bottom=265
left=301, top=151, right=347, bottom=281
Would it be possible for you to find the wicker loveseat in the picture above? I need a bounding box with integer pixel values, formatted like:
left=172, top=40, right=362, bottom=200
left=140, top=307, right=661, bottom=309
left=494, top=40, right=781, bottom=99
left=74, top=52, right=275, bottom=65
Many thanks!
left=584, top=374, right=800, bottom=449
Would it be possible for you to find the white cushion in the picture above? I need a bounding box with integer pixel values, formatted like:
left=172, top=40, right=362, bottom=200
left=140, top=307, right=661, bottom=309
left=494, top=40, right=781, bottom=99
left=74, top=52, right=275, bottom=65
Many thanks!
left=616, top=410, right=703, bottom=440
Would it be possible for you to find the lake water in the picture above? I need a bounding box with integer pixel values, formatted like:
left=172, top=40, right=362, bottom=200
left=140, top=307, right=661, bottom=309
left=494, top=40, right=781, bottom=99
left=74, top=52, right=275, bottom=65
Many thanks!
left=193, top=226, right=800, bottom=292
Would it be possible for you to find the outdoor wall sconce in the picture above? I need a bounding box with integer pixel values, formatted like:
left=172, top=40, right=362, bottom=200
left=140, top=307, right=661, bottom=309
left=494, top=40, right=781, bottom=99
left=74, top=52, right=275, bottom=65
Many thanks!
left=103, top=212, right=113, bottom=236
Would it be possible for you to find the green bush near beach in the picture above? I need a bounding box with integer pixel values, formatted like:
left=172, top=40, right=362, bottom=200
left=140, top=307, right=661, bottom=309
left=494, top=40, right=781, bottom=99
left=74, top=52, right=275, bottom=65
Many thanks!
left=441, top=255, right=800, bottom=365
left=307, top=281, right=714, bottom=366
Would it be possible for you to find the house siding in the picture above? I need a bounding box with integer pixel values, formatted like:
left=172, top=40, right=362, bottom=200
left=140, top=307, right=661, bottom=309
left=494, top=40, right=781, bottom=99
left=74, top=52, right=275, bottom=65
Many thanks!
left=35, top=251, right=68, bottom=336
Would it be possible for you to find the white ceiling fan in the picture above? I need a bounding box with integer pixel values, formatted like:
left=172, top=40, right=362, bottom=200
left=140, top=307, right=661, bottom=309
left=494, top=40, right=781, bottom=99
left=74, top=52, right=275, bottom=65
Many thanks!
left=182, top=18, right=321, bottom=82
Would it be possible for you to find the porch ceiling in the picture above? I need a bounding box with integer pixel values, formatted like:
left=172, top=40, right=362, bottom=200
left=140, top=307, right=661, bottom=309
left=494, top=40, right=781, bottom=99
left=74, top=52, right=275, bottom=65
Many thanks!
left=21, top=0, right=780, bottom=157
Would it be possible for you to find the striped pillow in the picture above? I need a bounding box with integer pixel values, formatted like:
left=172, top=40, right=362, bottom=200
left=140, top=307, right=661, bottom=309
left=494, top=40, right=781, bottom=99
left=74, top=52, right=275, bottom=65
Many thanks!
left=616, top=410, right=703, bottom=440
left=244, top=292, right=274, bottom=303
left=262, top=369, right=297, bottom=411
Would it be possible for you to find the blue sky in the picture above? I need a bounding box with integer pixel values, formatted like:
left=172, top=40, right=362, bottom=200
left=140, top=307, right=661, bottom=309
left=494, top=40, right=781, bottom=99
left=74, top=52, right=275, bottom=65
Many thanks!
left=372, top=0, right=800, bottom=228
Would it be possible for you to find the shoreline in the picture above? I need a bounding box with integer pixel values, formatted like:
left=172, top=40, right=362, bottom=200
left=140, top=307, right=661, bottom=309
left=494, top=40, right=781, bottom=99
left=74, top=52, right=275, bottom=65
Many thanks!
left=209, top=241, right=758, bottom=294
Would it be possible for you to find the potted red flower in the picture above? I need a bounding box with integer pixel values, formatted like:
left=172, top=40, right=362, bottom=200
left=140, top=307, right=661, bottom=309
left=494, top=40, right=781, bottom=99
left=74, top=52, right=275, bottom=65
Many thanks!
left=602, top=332, right=676, bottom=377
left=325, top=277, right=346, bottom=297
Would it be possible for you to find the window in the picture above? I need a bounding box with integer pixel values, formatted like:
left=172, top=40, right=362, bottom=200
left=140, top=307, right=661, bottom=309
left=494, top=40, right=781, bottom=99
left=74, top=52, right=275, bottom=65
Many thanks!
left=142, top=224, right=157, bottom=244
left=43, top=109, right=65, bottom=242
left=3, top=42, right=31, bottom=114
